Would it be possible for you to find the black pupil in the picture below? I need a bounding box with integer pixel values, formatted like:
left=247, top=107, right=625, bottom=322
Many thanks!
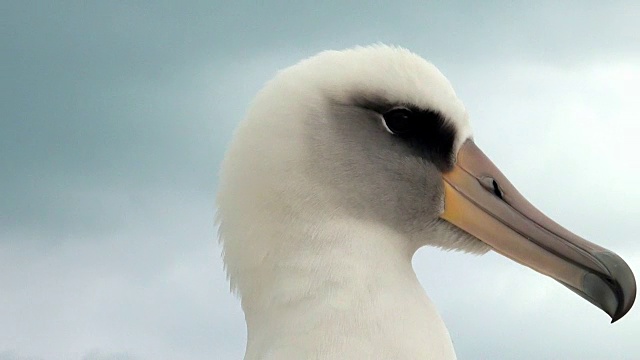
left=384, top=108, right=413, bottom=134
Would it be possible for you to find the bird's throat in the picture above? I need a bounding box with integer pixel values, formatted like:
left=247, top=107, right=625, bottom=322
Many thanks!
left=240, top=218, right=457, bottom=360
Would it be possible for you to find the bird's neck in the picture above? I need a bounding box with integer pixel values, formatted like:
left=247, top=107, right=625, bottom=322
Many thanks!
left=239, top=216, right=457, bottom=360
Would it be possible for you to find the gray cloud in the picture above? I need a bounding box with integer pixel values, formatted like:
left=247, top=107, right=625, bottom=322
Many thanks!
left=1, top=1, right=639, bottom=359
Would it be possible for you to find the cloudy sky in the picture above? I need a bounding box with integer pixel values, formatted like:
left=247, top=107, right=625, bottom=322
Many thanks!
left=2, top=1, right=639, bottom=359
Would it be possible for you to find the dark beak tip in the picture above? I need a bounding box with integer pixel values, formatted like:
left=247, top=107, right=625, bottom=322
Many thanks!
left=611, top=315, right=622, bottom=324
left=593, top=251, right=637, bottom=323
left=610, top=287, right=636, bottom=324
left=581, top=251, right=637, bottom=323
left=570, top=252, right=636, bottom=323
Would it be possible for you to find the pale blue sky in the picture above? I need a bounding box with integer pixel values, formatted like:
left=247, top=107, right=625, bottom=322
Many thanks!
left=1, top=1, right=639, bottom=359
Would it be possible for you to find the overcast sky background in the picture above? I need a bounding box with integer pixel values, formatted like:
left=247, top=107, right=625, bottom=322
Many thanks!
left=1, top=1, right=639, bottom=359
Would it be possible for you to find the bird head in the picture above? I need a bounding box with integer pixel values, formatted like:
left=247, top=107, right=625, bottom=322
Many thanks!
left=217, top=45, right=635, bottom=322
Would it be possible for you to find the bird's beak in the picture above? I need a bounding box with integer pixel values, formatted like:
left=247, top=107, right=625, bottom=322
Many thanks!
left=440, top=139, right=636, bottom=322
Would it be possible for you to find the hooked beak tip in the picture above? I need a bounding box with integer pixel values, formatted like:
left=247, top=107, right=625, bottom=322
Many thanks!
left=577, top=252, right=636, bottom=323
left=595, top=252, right=636, bottom=323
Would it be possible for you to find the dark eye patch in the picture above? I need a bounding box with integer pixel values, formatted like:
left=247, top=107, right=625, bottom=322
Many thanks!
left=348, top=96, right=458, bottom=171
left=382, top=105, right=456, bottom=170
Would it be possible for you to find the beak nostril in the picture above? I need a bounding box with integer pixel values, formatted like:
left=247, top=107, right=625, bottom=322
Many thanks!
left=492, top=179, right=504, bottom=199
left=478, top=176, right=504, bottom=200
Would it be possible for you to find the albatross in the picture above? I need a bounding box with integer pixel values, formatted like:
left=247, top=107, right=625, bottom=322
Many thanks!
left=216, top=45, right=636, bottom=359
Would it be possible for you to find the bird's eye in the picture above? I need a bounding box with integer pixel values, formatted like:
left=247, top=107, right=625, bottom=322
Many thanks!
left=382, top=108, right=413, bottom=135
